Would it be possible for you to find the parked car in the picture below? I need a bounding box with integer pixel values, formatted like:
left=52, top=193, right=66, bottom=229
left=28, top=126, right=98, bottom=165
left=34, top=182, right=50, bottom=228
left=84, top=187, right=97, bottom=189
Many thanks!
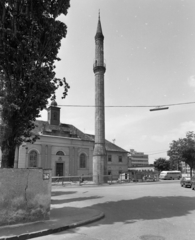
left=180, top=177, right=192, bottom=188
left=146, top=177, right=156, bottom=182
left=191, top=176, right=195, bottom=190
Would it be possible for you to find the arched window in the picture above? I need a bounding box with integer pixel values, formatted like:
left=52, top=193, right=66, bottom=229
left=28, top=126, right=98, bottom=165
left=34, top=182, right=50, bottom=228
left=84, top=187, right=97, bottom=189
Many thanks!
left=56, top=151, right=64, bottom=156
left=80, top=153, right=86, bottom=168
left=29, top=150, right=38, bottom=168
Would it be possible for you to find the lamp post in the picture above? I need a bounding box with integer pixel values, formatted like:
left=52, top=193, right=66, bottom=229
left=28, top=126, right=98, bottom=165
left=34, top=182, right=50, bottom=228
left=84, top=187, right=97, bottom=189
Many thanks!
left=150, top=107, right=169, bottom=111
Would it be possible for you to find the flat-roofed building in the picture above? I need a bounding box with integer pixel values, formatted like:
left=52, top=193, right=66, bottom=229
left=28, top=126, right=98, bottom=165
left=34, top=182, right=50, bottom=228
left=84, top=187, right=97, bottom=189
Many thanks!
left=128, top=149, right=149, bottom=167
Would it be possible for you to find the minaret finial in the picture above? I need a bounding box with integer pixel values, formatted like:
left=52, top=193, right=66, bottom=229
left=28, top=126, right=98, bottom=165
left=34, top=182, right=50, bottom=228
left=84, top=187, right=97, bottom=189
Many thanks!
left=95, top=9, right=104, bottom=40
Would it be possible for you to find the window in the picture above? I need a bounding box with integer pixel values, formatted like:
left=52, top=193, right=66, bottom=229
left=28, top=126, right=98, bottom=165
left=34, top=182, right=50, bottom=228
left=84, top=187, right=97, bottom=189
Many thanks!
left=80, top=153, right=86, bottom=168
left=108, top=170, right=112, bottom=175
left=118, top=156, right=122, bottom=162
left=29, top=150, right=38, bottom=168
left=108, top=155, right=112, bottom=162
left=56, top=151, right=64, bottom=156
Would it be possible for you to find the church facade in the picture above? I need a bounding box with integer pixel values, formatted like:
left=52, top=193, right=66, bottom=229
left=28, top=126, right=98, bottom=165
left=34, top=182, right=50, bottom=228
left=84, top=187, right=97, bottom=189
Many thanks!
left=17, top=100, right=128, bottom=178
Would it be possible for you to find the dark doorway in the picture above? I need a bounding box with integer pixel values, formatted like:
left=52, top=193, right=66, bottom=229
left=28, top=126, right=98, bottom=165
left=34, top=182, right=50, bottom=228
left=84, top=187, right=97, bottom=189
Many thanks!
left=56, top=163, right=64, bottom=176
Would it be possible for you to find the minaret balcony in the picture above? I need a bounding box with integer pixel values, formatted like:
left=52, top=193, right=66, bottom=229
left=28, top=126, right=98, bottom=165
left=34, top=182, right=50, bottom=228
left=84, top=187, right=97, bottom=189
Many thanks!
left=93, top=61, right=106, bottom=73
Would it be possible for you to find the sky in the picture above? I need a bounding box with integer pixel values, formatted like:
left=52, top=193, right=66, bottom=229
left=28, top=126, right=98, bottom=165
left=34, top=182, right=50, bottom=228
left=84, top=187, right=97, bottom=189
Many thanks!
left=38, top=0, right=195, bottom=164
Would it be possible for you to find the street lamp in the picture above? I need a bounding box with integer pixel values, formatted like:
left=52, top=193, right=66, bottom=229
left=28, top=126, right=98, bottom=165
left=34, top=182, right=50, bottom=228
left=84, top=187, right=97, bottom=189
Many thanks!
left=150, top=107, right=169, bottom=111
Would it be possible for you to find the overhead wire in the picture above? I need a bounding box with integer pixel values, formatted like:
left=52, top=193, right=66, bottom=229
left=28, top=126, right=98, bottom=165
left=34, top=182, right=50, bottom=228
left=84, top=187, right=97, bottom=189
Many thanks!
left=147, top=151, right=168, bottom=156
left=145, top=149, right=168, bottom=154
left=56, top=101, right=195, bottom=108
left=49, top=102, right=193, bottom=156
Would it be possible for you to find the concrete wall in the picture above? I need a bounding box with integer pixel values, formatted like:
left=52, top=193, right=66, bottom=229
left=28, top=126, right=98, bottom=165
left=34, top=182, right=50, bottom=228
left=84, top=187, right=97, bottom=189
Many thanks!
left=0, top=168, right=51, bottom=226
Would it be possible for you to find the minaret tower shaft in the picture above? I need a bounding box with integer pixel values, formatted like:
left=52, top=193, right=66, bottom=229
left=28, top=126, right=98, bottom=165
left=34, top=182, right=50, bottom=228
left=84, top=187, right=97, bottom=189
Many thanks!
left=93, top=12, right=107, bottom=184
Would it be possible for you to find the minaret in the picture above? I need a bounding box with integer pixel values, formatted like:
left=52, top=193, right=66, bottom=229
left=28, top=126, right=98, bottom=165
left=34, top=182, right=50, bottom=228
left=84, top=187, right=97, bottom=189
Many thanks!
left=93, top=12, right=107, bottom=184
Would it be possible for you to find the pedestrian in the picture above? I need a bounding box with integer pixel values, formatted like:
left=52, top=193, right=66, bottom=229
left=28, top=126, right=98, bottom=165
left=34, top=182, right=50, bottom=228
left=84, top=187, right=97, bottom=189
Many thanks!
left=79, top=174, right=84, bottom=186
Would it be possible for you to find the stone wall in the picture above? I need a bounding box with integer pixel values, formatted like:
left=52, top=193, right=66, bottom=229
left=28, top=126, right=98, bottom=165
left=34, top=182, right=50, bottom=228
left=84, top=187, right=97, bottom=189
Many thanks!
left=0, top=168, right=51, bottom=226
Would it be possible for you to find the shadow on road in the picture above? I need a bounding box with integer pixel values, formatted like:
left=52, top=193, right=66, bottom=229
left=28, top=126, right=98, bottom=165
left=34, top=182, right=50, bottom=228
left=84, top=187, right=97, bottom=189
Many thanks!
left=57, top=195, right=195, bottom=237
left=51, top=196, right=103, bottom=204
left=87, top=195, right=195, bottom=225
left=51, top=191, right=77, bottom=196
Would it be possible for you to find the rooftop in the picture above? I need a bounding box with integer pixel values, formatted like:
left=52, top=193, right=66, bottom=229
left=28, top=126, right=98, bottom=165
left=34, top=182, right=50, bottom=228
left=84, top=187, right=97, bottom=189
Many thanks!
left=33, top=120, right=93, bottom=142
left=86, top=134, right=128, bottom=153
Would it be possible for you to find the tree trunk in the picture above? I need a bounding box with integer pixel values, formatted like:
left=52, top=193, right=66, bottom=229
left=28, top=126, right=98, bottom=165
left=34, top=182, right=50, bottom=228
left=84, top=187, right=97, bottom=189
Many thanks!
left=190, top=167, right=192, bottom=178
left=1, top=145, right=15, bottom=168
left=14, top=145, right=19, bottom=168
left=0, top=147, right=2, bottom=167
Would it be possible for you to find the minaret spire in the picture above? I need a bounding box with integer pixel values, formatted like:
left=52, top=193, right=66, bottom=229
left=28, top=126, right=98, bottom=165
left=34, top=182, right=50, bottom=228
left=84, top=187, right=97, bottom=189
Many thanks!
left=93, top=13, right=107, bottom=185
left=95, top=10, right=104, bottom=40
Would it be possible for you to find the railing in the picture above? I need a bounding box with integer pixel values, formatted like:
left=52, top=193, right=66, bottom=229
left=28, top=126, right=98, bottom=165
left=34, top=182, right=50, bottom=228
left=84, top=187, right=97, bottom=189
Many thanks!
left=52, top=174, right=116, bottom=186
left=93, top=59, right=106, bottom=69
left=52, top=173, right=159, bottom=186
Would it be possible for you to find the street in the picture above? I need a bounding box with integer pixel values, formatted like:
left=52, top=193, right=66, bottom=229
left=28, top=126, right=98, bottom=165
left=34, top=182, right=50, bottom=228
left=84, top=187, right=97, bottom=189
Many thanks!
left=34, top=181, right=195, bottom=240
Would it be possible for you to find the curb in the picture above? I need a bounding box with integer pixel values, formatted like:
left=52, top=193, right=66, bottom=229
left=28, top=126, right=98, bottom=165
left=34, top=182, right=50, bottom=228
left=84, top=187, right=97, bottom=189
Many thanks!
left=0, top=212, right=105, bottom=240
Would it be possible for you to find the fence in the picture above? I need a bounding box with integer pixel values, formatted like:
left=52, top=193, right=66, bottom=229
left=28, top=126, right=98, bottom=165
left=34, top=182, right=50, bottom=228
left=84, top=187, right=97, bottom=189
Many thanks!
left=52, top=173, right=159, bottom=186
left=52, top=174, right=122, bottom=185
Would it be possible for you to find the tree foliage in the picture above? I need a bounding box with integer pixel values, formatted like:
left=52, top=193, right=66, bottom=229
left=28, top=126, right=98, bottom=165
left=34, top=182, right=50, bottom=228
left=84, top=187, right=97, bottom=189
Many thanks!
left=0, top=0, right=70, bottom=167
left=167, top=139, right=183, bottom=171
left=168, top=131, right=195, bottom=177
left=154, top=158, right=170, bottom=172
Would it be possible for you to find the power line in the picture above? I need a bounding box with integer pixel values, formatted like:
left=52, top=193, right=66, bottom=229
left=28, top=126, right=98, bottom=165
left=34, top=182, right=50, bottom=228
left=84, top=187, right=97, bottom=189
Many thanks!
left=56, top=101, right=195, bottom=108
left=147, top=151, right=168, bottom=156
left=145, top=149, right=168, bottom=154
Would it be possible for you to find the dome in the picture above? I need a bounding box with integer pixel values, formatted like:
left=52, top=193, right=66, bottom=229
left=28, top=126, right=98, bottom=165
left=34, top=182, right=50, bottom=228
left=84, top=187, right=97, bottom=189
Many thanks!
left=51, top=99, right=58, bottom=107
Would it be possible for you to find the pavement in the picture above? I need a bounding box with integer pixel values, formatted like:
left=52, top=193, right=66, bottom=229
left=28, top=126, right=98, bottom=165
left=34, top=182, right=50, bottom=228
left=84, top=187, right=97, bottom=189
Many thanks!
left=0, top=180, right=157, bottom=240
left=0, top=183, right=105, bottom=240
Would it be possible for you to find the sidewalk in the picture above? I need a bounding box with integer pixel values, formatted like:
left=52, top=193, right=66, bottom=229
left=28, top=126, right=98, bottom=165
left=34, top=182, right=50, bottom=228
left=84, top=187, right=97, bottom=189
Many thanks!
left=0, top=181, right=130, bottom=240
left=0, top=205, right=104, bottom=240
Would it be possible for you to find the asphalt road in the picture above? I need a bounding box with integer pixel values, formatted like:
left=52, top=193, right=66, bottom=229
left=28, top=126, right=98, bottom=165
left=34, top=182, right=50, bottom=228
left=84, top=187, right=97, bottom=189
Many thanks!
left=34, top=181, right=195, bottom=240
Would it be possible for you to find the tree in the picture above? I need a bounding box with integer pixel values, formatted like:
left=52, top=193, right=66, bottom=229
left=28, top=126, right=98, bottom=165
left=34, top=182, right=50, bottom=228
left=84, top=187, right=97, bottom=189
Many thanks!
left=0, top=0, right=70, bottom=168
left=169, top=157, right=182, bottom=171
left=167, top=139, right=183, bottom=171
left=168, top=131, right=195, bottom=177
left=154, top=158, right=170, bottom=172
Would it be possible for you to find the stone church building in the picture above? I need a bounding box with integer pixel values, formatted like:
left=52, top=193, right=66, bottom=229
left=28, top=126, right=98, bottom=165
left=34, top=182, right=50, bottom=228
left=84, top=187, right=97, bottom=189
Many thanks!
left=17, top=100, right=128, bottom=178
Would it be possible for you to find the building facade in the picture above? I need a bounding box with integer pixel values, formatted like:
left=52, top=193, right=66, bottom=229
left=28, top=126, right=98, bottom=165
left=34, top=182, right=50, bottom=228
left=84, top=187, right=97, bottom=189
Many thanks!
left=128, top=149, right=149, bottom=167
left=89, top=134, right=128, bottom=178
left=18, top=100, right=94, bottom=177
left=17, top=101, right=128, bottom=178
left=181, top=162, right=195, bottom=175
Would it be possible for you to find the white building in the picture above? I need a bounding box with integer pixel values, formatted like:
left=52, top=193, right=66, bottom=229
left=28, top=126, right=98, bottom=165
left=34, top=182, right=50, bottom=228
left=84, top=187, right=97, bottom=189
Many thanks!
left=128, top=149, right=149, bottom=167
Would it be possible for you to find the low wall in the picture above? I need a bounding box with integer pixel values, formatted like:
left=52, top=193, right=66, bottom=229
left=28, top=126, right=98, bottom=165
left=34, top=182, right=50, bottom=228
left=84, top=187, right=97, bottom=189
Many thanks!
left=0, top=168, right=51, bottom=226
